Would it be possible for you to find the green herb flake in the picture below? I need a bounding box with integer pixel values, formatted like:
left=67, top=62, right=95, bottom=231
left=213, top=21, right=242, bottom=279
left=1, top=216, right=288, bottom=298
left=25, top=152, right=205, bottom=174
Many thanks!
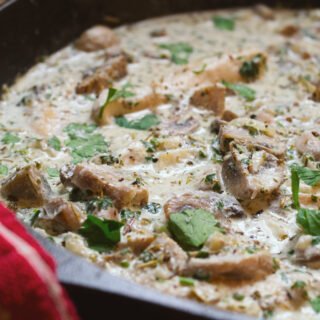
left=30, top=209, right=41, bottom=226
left=297, top=208, right=320, bottom=236
left=143, top=202, right=161, bottom=215
left=310, top=296, right=320, bottom=313
left=179, top=277, right=195, bottom=286
left=86, top=198, right=113, bottom=214
left=46, top=167, right=59, bottom=178
left=2, top=132, right=20, bottom=145
left=115, top=114, right=160, bottom=131
left=0, top=164, right=8, bottom=176
left=168, top=208, right=220, bottom=250
left=222, top=81, right=256, bottom=101
left=79, top=215, right=123, bottom=253
left=159, top=42, right=193, bottom=65
left=120, top=261, right=130, bottom=268
left=291, top=166, right=300, bottom=209
left=291, top=280, right=306, bottom=289
left=47, top=136, right=61, bottom=151
left=192, top=63, right=207, bottom=75
left=239, top=54, right=265, bottom=81
left=212, top=16, right=235, bottom=31
left=233, top=293, right=245, bottom=301
left=196, top=251, right=210, bottom=258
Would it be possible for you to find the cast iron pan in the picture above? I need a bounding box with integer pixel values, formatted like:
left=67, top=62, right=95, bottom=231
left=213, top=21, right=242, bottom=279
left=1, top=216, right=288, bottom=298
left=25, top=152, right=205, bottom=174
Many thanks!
left=0, top=1, right=318, bottom=319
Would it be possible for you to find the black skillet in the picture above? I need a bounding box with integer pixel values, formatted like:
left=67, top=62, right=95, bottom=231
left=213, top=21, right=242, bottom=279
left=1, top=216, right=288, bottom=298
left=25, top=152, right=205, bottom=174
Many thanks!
left=0, top=1, right=318, bottom=319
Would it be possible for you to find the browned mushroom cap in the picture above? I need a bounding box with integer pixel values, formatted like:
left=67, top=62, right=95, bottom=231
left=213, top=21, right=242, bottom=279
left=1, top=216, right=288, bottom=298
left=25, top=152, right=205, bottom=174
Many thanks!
left=75, top=25, right=120, bottom=52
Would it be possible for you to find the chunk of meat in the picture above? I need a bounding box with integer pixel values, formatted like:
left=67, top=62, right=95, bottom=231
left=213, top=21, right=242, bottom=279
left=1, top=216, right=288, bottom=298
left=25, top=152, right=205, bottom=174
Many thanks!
left=75, top=25, right=119, bottom=52
left=145, top=234, right=188, bottom=273
left=294, top=235, right=320, bottom=268
left=219, top=118, right=285, bottom=158
left=92, top=86, right=167, bottom=125
left=279, top=25, right=299, bottom=37
left=76, top=54, right=128, bottom=94
left=164, top=190, right=244, bottom=219
left=60, top=164, right=148, bottom=208
left=295, top=130, right=320, bottom=161
left=222, top=143, right=284, bottom=202
left=189, top=85, right=225, bottom=115
left=35, top=198, right=82, bottom=235
left=312, top=83, right=320, bottom=102
left=1, top=164, right=51, bottom=208
left=167, top=50, right=267, bottom=90
left=184, top=251, right=274, bottom=281
left=125, top=231, right=155, bottom=254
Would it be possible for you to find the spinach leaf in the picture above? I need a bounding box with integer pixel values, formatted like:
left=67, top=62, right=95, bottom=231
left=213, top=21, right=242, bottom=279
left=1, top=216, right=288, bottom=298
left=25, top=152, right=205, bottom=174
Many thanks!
left=222, top=81, right=256, bottom=101
left=168, top=208, right=219, bottom=250
left=159, top=42, right=193, bottom=65
left=310, top=296, right=320, bottom=313
left=2, top=132, right=20, bottom=144
left=79, top=215, right=123, bottom=252
left=46, top=167, right=59, bottom=178
left=297, top=208, right=320, bottom=236
left=291, top=166, right=300, bottom=209
left=99, top=85, right=135, bottom=119
left=212, top=16, right=235, bottom=31
left=0, top=164, right=8, bottom=176
left=240, top=54, right=265, bottom=81
left=115, top=114, right=160, bottom=131
left=295, top=165, right=320, bottom=187
left=47, top=136, right=61, bottom=151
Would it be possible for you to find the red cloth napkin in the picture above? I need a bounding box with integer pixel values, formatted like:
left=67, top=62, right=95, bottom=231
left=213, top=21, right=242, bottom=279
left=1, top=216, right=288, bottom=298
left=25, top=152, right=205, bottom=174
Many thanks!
left=0, top=203, right=79, bottom=320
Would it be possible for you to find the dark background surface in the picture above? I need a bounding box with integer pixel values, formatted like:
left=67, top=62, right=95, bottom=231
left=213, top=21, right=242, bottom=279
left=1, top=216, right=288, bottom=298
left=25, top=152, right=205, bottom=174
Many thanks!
left=1, top=1, right=319, bottom=319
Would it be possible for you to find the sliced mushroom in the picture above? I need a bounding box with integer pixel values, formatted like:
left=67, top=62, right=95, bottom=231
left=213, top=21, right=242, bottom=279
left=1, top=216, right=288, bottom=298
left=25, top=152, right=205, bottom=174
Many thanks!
left=60, top=164, right=148, bottom=208
left=35, top=198, right=82, bottom=235
left=1, top=164, right=51, bottom=208
left=75, top=25, right=120, bottom=52
left=219, top=118, right=286, bottom=158
left=295, top=130, right=320, bottom=161
left=164, top=190, right=244, bottom=219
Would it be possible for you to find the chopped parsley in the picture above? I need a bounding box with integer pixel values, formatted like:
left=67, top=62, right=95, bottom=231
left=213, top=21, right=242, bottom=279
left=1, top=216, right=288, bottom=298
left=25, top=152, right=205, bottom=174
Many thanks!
left=179, top=277, right=195, bottom=286
left=0, top=164, right=8, bottom=176
left=222, top=81, right=256, bottom=101
left=310, top=296, right=320, bottom=313
left=212, top=16, right=235, bottom=31
left=46, top=167, right=59, bottom=178
left=240, top=54, right=265, bottom=81
left=233, top=293, right=245, bottom=301
left=47, top=136, right=61, bottom=151
left=115, top=114, right=160, bottom=131
left=86, top=197, right=113, bottom=214
left=159, top=42, right=193, bottom=65
left=143, top=202, right=161, bottom=215
left=79, top=215, right=123, bottom=252
left=2, top=132, right=20, bottom=144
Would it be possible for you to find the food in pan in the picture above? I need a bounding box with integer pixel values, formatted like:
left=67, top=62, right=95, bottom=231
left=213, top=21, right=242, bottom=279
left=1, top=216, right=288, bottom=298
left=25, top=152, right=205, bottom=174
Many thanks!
left=1, top=5, right=320, bottom=319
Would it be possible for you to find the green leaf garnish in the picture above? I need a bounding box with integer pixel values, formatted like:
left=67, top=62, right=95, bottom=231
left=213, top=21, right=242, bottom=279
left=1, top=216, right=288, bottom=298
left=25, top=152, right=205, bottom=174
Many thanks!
left=47, top=136, right=62, bottom=151
left=212, top=16, right=235, bottom=31
left=2, top=132, right=20, bottom=144
left=143, top=202, right=161, bottom=215
left=310, top=296, right=320, bottom=313
left=297, top=208, right=320, bottom=236
left=192, top=63, right=207, bottom=75
left=0, top=164, right=8, bottom=176
left=64, top=123, right=97, bottom=137
left=179, top=277, right=195, bottom=286
left=79, top=215, right=123, bottom=252
left=46, top=167, right=59, bottom=178
left=291, top=166, right=300, bottom=209
left=115, top=114, right=160, bottom=131
left=86, top=197, right=113, bottom=214
left=294, top=165, right=320, bottom=187
left=239, top=54, right=265, bottom=81
left=99, top=85, right=135, bottom=119
left=159, top=42, right=193, bottom=65
left=222, top=81, right=256, bottom=101
left=168, top=208, right=220, bottom=250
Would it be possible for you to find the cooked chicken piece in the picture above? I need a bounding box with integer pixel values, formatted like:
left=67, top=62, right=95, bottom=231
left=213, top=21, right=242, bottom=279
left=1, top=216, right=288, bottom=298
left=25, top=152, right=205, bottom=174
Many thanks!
left=145, top=234, right=188, bottom=273
left=312, top=83, right=320, bottom=102
left=1, top=164, right=51, bottom=208
left=167, top=50, right=267, bottom=90
left=190, top=85, right=225, bottom=115
left=222, top=107, right=246, bottom=121
left=161, top=117, right=200, bottom=135
left=125, top=231, right=155, bottom=254
left=294, top=235, right=320, bottom=268
left=253, top=4, right=275, bottom=20
left=164, top=190, right=244, bottom=219
left=35, top=198, right=82, bottom=236
left=222, top=144, right=284, bottom=203
left=219, top=118, right=286, bottom=158
left=279, top=25, right=299, bottom=37
left=60, top=164, right=148, bottom=208
left=76, top=54, right=128, bottom=94
left=120, top=141, right=148, bottom=165
left=92, top=86, right=167, bottom=125
left=184, top=251, right=274, bottom=280
left=75, top=25, right=120, bottom=52
left=156, top=148, right=195, bottom=169
left=295, top=130, right=320, bottom=161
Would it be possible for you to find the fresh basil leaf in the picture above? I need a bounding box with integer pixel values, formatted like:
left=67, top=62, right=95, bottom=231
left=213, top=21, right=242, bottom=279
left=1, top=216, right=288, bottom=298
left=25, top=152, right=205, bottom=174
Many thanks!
left=99, top=85, right=135, bottom=119
left=168, top=208, right=219, bottom=250
left=239, top=54, right=265, bottom=81
left=0, top=164, right=8, bottom=176
left=291, top=166, right=300, bottom=209
left=2, top=132, right=20, bottom=144
left=222, top=81, right=256, bottom=101
left=159, top=42, right=193, bottom=65
left=212, top=16, right=235, bottom=31
left=46, top=167, right=59, bottom=178
left=297, top=208, right=320, bottom=236
left=310, top=296, right=320, bottom=313
left=79, top=215, right=123, bottom=252
left=115, top=114, right=160, bottom=131
left=295, top=165, right=320, bottom=187
left=47, top=136, right=61, bottom=151
left=86, top=197, right=113, bottom=214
